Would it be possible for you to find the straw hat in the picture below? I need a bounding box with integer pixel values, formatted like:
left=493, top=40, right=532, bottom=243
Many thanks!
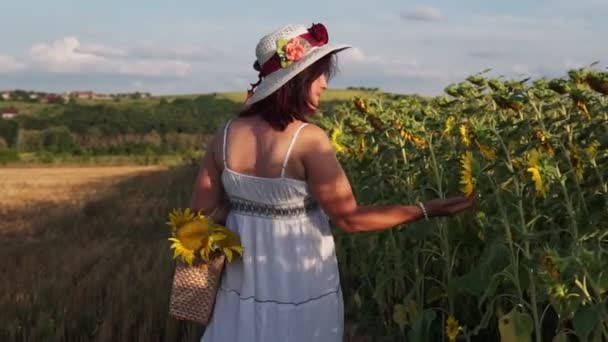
left=244, top=23, right=351, bottom=106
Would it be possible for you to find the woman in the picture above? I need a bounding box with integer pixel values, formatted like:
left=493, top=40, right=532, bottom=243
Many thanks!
left=191, top=23, right=476, bottom=342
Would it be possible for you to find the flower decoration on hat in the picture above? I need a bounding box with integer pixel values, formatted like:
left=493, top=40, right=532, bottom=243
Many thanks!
left=277, top=37, right=307, bottom=68
left=308, top=23, right=329, bottom=44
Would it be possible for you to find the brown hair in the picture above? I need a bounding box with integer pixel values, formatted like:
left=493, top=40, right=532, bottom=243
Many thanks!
left=239, top=53, right=338, bottom=131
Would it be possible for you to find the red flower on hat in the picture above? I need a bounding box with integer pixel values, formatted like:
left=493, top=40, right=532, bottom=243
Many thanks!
left=285, top=38, right=305, bottom=62
left=308, top=23, right=328, bottom=44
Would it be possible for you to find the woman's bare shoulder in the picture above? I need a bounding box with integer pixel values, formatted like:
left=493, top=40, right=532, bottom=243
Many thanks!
left=300, top=123, right=330, bottom=144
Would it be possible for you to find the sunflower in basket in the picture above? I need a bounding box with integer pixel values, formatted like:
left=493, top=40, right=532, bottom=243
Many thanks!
left=166, top=208, right=243, bottom=265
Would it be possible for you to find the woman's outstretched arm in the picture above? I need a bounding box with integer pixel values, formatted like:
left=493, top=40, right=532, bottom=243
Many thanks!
left=302, top=125, right=475, bottom=233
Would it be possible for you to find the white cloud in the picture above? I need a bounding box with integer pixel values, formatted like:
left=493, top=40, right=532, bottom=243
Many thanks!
left=30, top=37, right=106, bottom=72
left=75, top=43, right=128, bottom=58
left=29, top=36, right=191, bottom=77
left=0, top=54, right=27, bottom=72
left=340, top=47, right=384, bottom=64
left=400, top=6, right=445, bottom=22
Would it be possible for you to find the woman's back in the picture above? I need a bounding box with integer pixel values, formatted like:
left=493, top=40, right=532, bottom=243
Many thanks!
left=202, top=116, right=344, bottom=342
left=220, top=117, right=309, bottom=183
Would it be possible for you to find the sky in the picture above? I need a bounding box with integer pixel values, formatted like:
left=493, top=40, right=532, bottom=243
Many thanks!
left=0, top=0, right=606, bottom=96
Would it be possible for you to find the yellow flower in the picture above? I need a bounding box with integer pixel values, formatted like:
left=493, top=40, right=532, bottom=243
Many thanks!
left=212, top=227, right=244, bottom=262
left=330, top=127, right=345, bottom=154
left=460, top=151, right=475, bottom=196
left=167, top=209, right=244, bottom=265
left=459, top=125, right=471, bottom=147
left=355, top=136, right=367, bottom=161
left=446, top=315, right=459, bottom=342
left=527, top=148, right=541, bottom=169
left=352, top=96, right=368, bottom=113
left=475, top=141, right=496, bottom=160
left=168, top=218, right=211, bottom=265
left=585, top=140, right=600, bottom=160
left=526, top=149, right=547, bottom=197
left=167, top=208, right=196, bottom=234
left=400, top=129, right=427, bottom=149
left=570, top=147, right=584, bottom=181
left=535, top=130, right=554, bottom=156
left=527, top=167, right=547, bottom=197
left=168, top=238, right=196, bottom=265
left=443, top=116, right=455, bottom=136
left=177, top=219, right=210, bottom=250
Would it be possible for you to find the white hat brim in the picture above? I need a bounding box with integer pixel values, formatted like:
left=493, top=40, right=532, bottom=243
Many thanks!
left=244, top=44, right=351, bottom=107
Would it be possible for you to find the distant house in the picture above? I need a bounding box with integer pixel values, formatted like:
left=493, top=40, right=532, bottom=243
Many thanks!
left=92, top=93, right=113, bottom=101
left=72, top=91, right=94, bottom=99
left=1, top=92, right=11, bottom=100
left=43, top=94, right=63, bottom=104
left=1, top=107, right=18, bottom=119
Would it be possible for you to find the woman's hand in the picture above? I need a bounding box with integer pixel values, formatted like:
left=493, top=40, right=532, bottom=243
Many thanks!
left=210, top=205, right=229, bottom=226
left=422, top=193, right=476, bottom=218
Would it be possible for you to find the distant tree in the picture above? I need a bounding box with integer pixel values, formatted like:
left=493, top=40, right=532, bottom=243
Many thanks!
left=0, top=119, right=19, bottom=147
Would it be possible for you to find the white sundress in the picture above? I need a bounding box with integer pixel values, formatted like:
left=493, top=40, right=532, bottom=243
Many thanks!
left=201, top=120, right=344, bottom=342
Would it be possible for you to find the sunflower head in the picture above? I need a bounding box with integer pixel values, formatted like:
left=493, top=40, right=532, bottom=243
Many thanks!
left=585, top=140, right=600, bottom=160
left=443, top=116, right=455, bottom=136
left=446, top=315, right=459, bottom=342
left=330, top=127, right=346, bottom=154
left=526, top=149, right=550, bottom=197
left=166, top=208, right=197, bottom=234
left=475, top=141, right=496, bottom=160
left=355, top=136, right=367, bottom=161
left=460, top=151, right=476, bottom=196
left=459, top=124, right=471, bottom=147
left=527, top=167, right=547, bottom=197
left=167, top=209, right=243, bottom=265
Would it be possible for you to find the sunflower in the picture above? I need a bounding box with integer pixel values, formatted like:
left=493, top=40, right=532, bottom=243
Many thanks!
left=460, top=151, right=475, bottom=196
left=167, top=208, right=197, bottom=234
left=212, top=228, right=244, bottom=262
left=570, top=147, right=584, bottom=181
left=446, top=315, right=459, bottom=342
left=400, top=129, right=427, bottom=149
left=168, top=238, right=196, bottom=265
left=475, top=141, right=496, bottom=160
left=353, top=96, right=368, bottom=113
left=535, top=130, right=554, bottom=156
left=168, top=218, right=211, bottom=265
left=443, top=116, right=455, bottom=136
left=526, top=149, right=547, bottom=197
left=330, top=127, right=346, bottom=154
left=459, top=125, right=471, bottom=147
left=585, top=140, right=600, bottom=160
left=354, top=136, right=367, bottom=161
left=527, top=167, right=547, bottom=197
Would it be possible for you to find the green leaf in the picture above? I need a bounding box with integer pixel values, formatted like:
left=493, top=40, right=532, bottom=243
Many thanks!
left=407, top=309, right=436, bottom=342
left=451, top=238, right=510, bottom=297
left=498, top=307, right=533, bottom=342
left=223, top=248, right=233, bottom=262
left=573, top=304, right=600, bottom=340
left=393, top=304, right=408, bottom=333
left=552, top=332, right=567, bottom=342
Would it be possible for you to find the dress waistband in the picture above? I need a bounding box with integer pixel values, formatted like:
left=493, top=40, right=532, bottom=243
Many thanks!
left=226, top=196, right=319, bottom=218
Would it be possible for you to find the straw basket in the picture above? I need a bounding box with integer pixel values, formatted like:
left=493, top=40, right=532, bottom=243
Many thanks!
left=168, top=255, right=226, bottom=324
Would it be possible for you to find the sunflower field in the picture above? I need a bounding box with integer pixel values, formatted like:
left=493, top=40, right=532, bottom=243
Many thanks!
left=321, top=67, right=608, bottom=341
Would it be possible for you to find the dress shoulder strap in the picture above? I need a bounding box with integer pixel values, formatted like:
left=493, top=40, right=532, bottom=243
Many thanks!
left=280, top=122, right=309, bottom=178
left=222, top=119, right=234, bottom=169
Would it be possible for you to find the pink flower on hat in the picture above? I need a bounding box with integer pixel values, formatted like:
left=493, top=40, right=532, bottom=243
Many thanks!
left=285, top=38, right=305, bottom=62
